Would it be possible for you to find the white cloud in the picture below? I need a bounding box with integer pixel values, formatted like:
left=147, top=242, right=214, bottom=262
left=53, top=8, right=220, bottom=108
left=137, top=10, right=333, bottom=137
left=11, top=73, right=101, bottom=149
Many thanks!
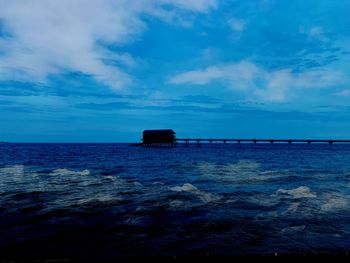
left=169, top=61, right=345, bottom=102
left=294, top=70, right=343, bottom=88
left=300, top=26, right=328, bottom=42
left=334, top=89, right=350, bottom=96
left=0, top=0, right=217, bottom=90
left=228, top=18, right=246, bottom=32
left=170, top=61, right=260, bottom=88
left=255, top=70, right=292, bottom=102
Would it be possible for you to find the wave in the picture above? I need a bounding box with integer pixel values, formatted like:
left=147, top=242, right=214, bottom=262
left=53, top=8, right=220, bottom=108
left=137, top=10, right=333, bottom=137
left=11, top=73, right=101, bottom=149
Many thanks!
left=169, top=199, right=185, bottom=208
left=50, top=168, right=90, bottom=176
left=152, top=182, right=165, bottom=185
left=0, top=165, right=24, bottom=176
left=320, top=196, right=348, bottom=212
left=103, top=175, right=117, bottom=180
left=255, top=187, right=350, bottom=220
left=281, top=225, right=306, bottom=234
left=76, top=194, right=122, bottom=205
left=197, top=160, right=260, bottom=176
left=275, top=186, right=317, bottom=199
left=284, top=202, right=300, bottom=214
left=196, top=160, right=284, bottom=183
left=170, top=183, right=220, bottom=203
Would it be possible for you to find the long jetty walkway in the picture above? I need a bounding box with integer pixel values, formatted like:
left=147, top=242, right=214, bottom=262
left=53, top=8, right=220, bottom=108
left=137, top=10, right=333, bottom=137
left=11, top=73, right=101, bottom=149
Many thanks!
left=175, top=138, right=350, bottom=144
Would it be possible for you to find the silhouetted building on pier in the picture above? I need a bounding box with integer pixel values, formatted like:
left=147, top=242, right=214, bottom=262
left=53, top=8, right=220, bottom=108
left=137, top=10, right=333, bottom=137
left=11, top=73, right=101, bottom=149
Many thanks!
left=142, top=129, right=176, bottom=146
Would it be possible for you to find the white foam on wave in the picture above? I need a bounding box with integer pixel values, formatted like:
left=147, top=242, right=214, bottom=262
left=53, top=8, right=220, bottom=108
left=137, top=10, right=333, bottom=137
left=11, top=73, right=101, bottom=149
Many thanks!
left=170, top=183, right=220, bottom=203
left=320, top=196, right=348, bottom=212
left=255, top=188, right=317, bottom=220
left=225, top=199, right=237, bottom=204
left=285, top=202, right=300, bottom=214
left=50, top=168, right=90, bottom=176
left=256, top=188, right=349, bottom=221
left=171, top=183, right=196, bottom=192
left=283, top=201, right=316, bottom=218
left=103, top=175, right=116, bottom=180
left=133, top=181, right=142, bottom=186
left=276, top=186, right=316, bottom=199
left=0, top=165, right=24, bottom=176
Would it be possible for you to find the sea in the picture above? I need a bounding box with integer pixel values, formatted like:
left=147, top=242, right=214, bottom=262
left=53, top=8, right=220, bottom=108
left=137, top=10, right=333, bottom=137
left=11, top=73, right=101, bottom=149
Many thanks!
left=1, top=143, right=350, bottom=260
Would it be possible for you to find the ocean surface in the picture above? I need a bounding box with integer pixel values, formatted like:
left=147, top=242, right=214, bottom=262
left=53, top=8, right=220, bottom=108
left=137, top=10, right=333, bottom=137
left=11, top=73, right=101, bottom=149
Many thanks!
left=1, top=143, right=350, bottom=259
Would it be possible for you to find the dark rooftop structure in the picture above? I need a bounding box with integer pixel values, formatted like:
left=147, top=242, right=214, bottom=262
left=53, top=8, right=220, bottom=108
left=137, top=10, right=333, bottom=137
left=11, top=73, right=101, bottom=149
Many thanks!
left=142, top=129, right=176, bottom=146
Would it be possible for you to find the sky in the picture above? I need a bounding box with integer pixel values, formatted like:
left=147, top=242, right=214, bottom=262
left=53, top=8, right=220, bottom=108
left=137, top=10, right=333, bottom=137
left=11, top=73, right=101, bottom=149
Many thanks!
left=0, top=0, right=350, bottom=142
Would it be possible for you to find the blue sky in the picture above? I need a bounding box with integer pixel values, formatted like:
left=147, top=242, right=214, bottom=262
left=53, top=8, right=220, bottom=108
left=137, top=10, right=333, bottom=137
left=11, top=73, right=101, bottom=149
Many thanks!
left=1, top=0, right=350, bottom=142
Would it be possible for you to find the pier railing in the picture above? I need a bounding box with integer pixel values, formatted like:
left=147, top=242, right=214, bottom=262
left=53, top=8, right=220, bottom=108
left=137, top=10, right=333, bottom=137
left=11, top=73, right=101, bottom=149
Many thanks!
left=175, top=138, right=350, bottom=144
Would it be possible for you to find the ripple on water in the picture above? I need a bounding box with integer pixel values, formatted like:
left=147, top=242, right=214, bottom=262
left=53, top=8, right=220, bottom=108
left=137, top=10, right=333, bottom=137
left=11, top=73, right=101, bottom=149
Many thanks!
left=196, top=160, right=289, bottom=184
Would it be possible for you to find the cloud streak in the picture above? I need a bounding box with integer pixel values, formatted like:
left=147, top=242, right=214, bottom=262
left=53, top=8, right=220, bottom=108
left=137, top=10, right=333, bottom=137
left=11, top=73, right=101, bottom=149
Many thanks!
left=169, top=61, right=345, bottom=102
left=0, top=0, right=217, bottom=90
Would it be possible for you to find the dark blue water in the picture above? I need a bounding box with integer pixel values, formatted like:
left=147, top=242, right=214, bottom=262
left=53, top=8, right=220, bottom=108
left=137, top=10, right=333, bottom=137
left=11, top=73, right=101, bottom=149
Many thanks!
left=1, top=143, right=350, bottom=259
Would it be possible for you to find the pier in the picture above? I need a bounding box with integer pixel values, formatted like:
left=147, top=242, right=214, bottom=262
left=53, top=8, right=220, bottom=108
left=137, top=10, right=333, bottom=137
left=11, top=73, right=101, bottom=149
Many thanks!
left=138, top=129, right=350, bottom=146
left=175, top=138, right=350, bottom=144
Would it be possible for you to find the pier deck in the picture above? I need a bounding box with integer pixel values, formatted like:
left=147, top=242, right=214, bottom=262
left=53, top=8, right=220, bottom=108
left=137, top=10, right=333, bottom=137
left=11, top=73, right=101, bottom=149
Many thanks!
left=175, top=138, right=350, bottom=144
